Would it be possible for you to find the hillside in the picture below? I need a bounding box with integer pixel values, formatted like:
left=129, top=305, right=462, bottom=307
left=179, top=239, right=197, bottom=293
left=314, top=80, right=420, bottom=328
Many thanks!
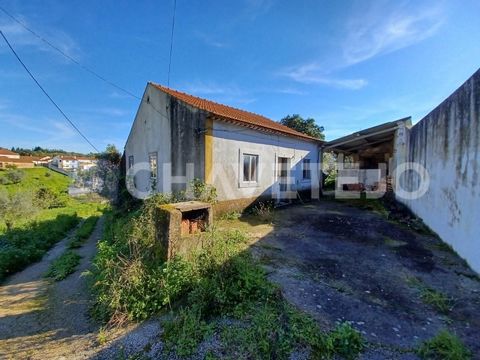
left=0, top=167, right=71, bottom=195
left=0, top=167, right=105, bottom=280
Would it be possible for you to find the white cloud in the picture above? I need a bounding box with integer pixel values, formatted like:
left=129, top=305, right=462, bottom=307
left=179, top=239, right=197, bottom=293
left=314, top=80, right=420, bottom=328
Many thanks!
left=279, top=2, right=445, bottom=90
left=342, top=2, right=445, bottom=66
left=0, top=15, right=81, bottom=59
left=280, top=63, right=368, bottom=90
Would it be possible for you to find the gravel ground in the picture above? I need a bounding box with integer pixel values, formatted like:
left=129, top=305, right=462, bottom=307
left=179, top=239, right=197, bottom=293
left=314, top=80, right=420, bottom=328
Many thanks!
left=249, top=200, right=480, bottom=358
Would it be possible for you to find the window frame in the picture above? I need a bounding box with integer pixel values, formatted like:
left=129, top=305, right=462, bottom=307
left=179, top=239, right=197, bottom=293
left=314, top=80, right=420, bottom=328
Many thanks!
left=239, top=151, right=259, bottom=188
left=148, top=152, right=158, bottom=182
left=302, top=158, right=311, bottom=181
left=128, top=155, right=134, bottom=170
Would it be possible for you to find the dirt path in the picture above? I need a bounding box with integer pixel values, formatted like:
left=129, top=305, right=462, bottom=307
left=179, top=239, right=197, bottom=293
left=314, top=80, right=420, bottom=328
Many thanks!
left=0, top=218, right=105, bottom=359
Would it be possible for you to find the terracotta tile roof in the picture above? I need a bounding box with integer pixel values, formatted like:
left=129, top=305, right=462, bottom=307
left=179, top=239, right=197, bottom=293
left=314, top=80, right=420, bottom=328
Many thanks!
left=57, top=155, right=96, bottom=161
left=0, top=148, right=18, bottom=156
left=0, top=156, right=33, bottom=164
left=150, top=83, right=322, bottom=142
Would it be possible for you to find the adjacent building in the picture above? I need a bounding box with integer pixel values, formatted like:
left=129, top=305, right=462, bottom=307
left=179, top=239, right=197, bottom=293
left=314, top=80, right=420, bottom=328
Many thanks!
left=51, top=155, right=97, bottom=171
left=124, top=83, right=323, bottom=209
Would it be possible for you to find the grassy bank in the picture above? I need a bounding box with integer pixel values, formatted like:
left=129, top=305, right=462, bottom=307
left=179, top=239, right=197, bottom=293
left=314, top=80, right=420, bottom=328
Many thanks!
left=0, top=168, right=105, bottom=281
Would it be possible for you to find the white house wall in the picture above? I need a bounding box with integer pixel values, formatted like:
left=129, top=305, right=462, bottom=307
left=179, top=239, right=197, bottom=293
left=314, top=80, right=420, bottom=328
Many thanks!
left=211, top=120, right=321, bottom=201
left=124, top=85, right=172, bottom=194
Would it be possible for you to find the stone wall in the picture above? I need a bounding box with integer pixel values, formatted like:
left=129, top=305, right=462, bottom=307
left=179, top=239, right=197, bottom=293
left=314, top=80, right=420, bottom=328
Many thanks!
left=398, top=69, right=480, bottom=272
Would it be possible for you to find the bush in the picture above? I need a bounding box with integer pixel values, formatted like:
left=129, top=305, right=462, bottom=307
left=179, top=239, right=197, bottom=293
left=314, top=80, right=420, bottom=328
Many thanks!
left=0, top=190, right=38, bottom=230
left=34, top=187, right=67, bottom=209
left=5, top=169, right=25, bottom=184
left=191, top=178, right=217, bottom=204
left=417, top=330, right=471, bottom=360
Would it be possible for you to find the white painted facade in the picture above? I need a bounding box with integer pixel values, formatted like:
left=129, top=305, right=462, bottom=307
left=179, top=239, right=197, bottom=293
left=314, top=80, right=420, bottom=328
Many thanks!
left=396, top=71, right=480, bottom=273
left=124, top=84, right=322, bottom=202
left=210, top=121, right=321, bottom=201
left=124, top=86, right=171, bottom=195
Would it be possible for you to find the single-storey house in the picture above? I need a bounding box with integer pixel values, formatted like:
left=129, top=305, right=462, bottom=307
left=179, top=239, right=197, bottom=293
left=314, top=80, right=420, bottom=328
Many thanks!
left=0, top=156, right=35, bottom=169
left=0, top=148, right=20, bottom=159
left=51, top=155, right=97, bottom=171
left=124, top=83, right=323, bottom=209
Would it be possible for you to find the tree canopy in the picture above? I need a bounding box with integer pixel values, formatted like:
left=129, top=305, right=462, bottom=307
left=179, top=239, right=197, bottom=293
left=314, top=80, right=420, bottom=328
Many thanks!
left=279, top=114, right=325, bottom=140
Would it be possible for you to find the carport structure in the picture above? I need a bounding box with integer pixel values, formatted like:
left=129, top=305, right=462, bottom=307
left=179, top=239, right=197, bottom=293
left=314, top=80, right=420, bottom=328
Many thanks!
left=325, top=117, right=411, bottom=193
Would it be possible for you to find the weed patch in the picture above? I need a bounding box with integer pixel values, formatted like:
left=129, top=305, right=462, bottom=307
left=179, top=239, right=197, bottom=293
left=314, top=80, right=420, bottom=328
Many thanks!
left=417, top=330, right=471, bottom=360
left=69, top=216, right=99, bottom=248
left=94, top=194, right=365, bottom=358
left=407, top=277, right=452, bottom=314
left=45, top=250, right=81, bottom=281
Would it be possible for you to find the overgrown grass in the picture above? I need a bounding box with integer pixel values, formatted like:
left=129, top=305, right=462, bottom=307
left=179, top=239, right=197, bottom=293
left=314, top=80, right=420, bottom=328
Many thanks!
left=417, top=330, right=471, bottom=360
left=93, top=195, right=365, bottom=358
left=0, top=168, right=105, bottom=281
left=45, top=250, right=81, bottom=281
left=69, top=216, right=99, bottom=248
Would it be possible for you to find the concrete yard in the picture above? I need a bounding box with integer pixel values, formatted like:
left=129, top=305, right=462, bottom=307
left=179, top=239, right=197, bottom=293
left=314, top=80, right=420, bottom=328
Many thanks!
left=220, top=199, right=480, bottom=359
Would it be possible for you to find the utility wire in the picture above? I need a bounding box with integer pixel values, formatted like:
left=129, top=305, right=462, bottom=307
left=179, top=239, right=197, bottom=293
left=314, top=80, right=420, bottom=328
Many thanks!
left=0, top=5, right=175, bottom=123
left=167, top=0, right=177, bottom=87
left=0, top=30, right=100, bottom=152
left=0, top=5, right=141, bottom=100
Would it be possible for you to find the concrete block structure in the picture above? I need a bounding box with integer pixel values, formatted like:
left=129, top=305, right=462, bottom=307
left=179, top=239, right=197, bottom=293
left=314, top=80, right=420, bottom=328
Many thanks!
left=156, top=201, right=213, bottom=260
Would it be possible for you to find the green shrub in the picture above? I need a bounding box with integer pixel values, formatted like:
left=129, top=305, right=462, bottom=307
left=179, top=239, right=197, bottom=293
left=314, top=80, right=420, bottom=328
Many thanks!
left=417, top=330, right=471, bottom=360
left=0, top=213, right=79, bottom=280
left=326, top=322, right=365, bottom=360
left=0, top=190, right=38, bottom=230
left=5, top=169, right=25, bottom=184
left=190, top=178, right=217, bottom=204
left=45, top=250, right=81, bottom=281
left=220, top=211, right=242, bottom=220
left=34, top=187, right=67, bottom=209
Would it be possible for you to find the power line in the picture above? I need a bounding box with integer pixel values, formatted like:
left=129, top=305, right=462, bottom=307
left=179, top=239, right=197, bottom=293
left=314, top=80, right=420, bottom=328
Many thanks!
left=0, top=5, right=141, bottom=101
left=0, top=5, right=176, bottom=123
left=0, top=30, right=100, bottom=152
left=167, top=0, right=177, bottom=87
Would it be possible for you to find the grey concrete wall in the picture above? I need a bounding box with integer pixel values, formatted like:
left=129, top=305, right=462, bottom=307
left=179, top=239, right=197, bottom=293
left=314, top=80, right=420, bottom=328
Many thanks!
left=398, top=69, right=480, bottom=272
left=169, top=98, right=206, bottom=193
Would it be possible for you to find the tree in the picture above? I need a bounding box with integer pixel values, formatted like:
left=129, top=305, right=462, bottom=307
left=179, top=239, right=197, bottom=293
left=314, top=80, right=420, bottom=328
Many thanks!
left=0, top=191, right=38, bottom=230
left=279, top=114, right=325, bottom=140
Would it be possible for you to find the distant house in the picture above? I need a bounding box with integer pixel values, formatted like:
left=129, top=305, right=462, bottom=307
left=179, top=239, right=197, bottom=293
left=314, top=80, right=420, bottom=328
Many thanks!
left=124, top=83, right=323, bottom=209
left=51, top=155, right=97, bottom=171
left=0, top=155, right=35, bottom=169
left=0, top=148, right=20, bottom=159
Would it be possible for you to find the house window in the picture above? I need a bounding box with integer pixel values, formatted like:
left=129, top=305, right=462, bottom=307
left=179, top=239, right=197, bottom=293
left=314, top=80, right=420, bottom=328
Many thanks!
left=149, top=152, right=158, bottom=181
left=243, top=153, right=258, bottom=183
left=302, top=158, right=311, bottom=180
left=128, top=155, right=134, bottom=169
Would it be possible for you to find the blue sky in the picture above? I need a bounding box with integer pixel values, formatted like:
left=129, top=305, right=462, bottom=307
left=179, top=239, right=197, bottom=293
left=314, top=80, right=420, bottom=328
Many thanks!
left=0, top=0, right=479, bottom=153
